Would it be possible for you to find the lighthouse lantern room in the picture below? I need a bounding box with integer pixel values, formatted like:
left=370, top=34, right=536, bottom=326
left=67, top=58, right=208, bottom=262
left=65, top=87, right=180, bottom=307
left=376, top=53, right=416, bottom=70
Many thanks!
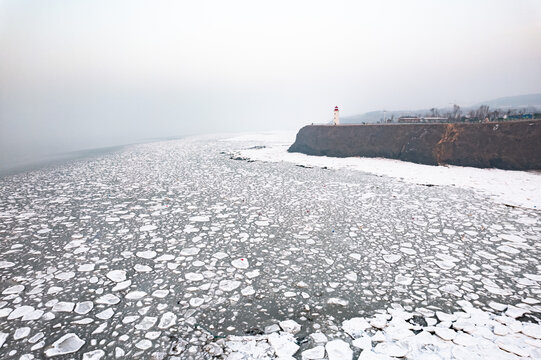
left=333, top=106, right=340, bottom=125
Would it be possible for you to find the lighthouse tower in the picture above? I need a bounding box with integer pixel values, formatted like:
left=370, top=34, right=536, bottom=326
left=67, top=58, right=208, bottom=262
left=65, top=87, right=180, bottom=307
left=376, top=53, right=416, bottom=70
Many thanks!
left=333, top=106, right=340, bottom=125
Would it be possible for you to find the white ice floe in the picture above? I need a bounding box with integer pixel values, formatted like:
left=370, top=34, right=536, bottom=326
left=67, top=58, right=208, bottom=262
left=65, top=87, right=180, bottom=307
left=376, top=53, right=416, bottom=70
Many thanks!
left=279, top=319, right=301, bottom=334
left=139, top=225, right=157, bottom=232
left=327, top=297, right=349, bottom=306
left=189, top=215, right=210, bottom=222
left=189, top=297, right=205, bottom=307
left=44, top=333, right=85, bottom=357
left=158, top=312, right=177, bottom=329
left=95, top=308, right=115, bottom=320
left=395, top=274, right=414, bottom=286
left=8, top=306, right=34, bottom=320
left=383, top=254, right=401, bottom=264
left=78, top=264, right=95, bottom=272
left=219, top=279, right=241, bottom=292
left=52, top=302, right=75, bottom=312
left=180, top=247, right=200, bottom=256
left=96, top=294, right=120, bottom=305
left=185, top=273, right=204, bottom=281
left=74, top=301, right=94, bottom=315
left=134, top=264, right=152, bottom=272
left=125, top=291, right=147, bottom=300
left=326, top=339, right=353, bottom=360
left=106, top=270, right=127, bottom=282
left=135, top=250, right=157, bottom=259
left=342, top=317, right=371, bottom=338
left=213, top=251, right=228, bottom=259
left=231, top=257, right=249, bottom=269
left=0, top=261, right=15, bottom=269
left=2, top=284, right=25, bottom=294
left=112, top=280, right=131, bottom=291
left=82, top=349, right=105, bottom=360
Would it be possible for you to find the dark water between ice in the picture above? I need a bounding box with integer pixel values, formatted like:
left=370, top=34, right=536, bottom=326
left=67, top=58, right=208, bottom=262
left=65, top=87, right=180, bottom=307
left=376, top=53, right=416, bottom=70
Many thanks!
left=0, top=136, right=539, bottom=358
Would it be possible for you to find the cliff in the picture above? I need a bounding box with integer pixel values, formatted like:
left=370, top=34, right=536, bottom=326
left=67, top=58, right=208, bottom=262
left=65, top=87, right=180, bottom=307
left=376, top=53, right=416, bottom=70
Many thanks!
left=288, top=121, right=541, bottom=170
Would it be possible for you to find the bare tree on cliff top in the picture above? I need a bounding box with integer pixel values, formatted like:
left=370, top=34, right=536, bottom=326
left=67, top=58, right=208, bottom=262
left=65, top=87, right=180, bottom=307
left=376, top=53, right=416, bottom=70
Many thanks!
left=452, top=104, right=462, bottom=119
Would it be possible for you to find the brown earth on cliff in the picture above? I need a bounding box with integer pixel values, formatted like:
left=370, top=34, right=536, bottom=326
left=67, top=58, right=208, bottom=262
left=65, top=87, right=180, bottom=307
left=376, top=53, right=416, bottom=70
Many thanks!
left=288, top=120, right=541, bottom=170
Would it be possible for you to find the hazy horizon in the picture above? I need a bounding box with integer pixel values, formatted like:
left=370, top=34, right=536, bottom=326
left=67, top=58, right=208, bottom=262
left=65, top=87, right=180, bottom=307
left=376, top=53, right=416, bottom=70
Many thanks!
left=1, top=0, right=541, bottom=168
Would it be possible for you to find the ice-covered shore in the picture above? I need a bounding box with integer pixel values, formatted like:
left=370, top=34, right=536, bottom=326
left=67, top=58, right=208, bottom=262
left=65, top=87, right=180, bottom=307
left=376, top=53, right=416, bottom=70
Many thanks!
left=229, top=131, right=541, bottom=210
left=215, top=300, right=541, bottom=359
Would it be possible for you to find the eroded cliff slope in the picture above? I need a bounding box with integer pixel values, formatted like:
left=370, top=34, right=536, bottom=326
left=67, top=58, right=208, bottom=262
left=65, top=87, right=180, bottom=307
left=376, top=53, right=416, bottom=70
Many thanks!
left=288, top=121, right=541, bottom=170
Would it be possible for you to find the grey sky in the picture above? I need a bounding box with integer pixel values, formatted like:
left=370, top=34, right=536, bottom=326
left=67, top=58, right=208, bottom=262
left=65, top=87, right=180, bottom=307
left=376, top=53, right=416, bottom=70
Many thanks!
left=1, top=0, right=541, bottom=168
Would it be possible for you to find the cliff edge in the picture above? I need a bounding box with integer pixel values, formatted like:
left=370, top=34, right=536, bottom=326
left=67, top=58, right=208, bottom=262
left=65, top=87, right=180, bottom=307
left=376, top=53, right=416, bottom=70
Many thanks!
left=288, top=121, right=541, bottom=170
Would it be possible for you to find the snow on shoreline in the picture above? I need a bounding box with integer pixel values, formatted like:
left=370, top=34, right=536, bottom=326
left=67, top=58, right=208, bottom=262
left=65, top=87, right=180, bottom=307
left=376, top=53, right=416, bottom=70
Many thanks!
left=225, top=131, right=541, bottom=210
left=214, top=300, right=541, bottom=359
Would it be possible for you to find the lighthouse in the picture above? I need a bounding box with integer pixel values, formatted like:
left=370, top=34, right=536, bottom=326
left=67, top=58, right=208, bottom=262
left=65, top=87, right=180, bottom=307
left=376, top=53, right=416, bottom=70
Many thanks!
left=333, top=106, right=340, bottom=125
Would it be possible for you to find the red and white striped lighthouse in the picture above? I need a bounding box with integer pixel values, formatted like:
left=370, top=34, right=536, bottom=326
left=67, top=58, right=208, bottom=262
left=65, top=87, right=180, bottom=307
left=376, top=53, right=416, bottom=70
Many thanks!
left=333, top=106, right=340, bottom=125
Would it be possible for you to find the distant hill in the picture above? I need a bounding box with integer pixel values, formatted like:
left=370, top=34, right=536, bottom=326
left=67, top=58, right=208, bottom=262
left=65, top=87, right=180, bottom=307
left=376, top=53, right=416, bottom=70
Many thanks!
left=341, top=93, right=541, bottom=124
left=471, top=93, right=541, bottom=108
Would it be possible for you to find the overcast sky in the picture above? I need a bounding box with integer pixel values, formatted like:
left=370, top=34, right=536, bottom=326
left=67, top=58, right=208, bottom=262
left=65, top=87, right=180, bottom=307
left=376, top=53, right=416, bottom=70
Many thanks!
left=1, top=0, right=541, bottom=168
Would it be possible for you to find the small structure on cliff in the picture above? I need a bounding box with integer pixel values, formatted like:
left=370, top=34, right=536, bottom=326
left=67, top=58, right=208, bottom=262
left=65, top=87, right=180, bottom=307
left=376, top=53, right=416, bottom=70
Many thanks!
left=333, top=106, right=340, bottom=125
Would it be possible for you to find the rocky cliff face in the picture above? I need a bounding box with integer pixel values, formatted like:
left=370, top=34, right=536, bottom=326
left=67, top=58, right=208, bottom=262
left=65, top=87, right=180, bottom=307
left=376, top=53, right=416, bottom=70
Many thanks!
left=288, top=121, right=541, bottom=170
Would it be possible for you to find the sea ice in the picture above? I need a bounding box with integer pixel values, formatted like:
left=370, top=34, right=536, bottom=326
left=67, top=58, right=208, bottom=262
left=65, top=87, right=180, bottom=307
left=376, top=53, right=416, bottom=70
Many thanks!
left=44, top=333, right=85, bottom=357
left=219, top=280, right=241, bottom=292
left=106, top=270, right=127, bottom=282
left=326, top=340, right=352, bottom=360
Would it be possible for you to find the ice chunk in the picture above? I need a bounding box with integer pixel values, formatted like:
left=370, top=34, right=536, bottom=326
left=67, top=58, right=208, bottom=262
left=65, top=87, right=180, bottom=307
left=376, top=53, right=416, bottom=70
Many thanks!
left=158, top=312, right=177, bottom=329
left=75, top=301, right=94, bottom=315
left=189, top=297, right=204, bottom=307
left=383, top=254, right=401, bottom=263
left=96, top=294, right=120, bottom=305
left=301, top=346, right=325, bottom=360
left=180, top=247, right=200, bottom=256
left=219, top=280, right=241, bottom=292
left=8, top=306, right=35, bottom=320
left=2, top=285, right=25, bottom=294
left=44, top=333, right=85, bottom=357
left=241, top=286, right=255, bottom=296
left=136, top=250, right=157, bottom=259
left=395, top=275, right=413, bottom=286
left=152, top=289, right=169, bottom=298
left=185, top=273, right=204, bottom=281
left=78, top=264, right=95, bottom=272
left=82, top=350, right=105, bottom=360
left=189, top=216, right=210, bottom=222
left=53, top=302, right=75, bottom=312
left=106, top=270, right=127, bottom=282
left=0, top=261, right=15, bottom=269
left=374, top=342, right=408, bottom=357
left=326, top=340, right=352, bottom=360
left=95, top=308, right=115, bottom=320
left=231, top=258, right=249, bottom=269
left=136, top=317, right=157, bottom=330
left=268, top=332, right=299, bottom=357
left=112, top=280, right=131, bottom=291
left=14, top=327, right=31, bottom=340
left=342, top=318, right=370, bottom=338
left=126, top=291, right=147, bottom=300
left=139, top=225, right=157, bottom=232
left=279, top=320, right=301, bottom=334
left=327, top=298, right=349, bottom=306
left=134, top=264, right=152, bottom=272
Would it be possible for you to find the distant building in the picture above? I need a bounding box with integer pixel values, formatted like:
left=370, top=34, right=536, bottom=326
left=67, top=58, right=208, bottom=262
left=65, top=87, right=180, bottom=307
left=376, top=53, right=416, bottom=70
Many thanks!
left=398, top=116, right=421, bottom=123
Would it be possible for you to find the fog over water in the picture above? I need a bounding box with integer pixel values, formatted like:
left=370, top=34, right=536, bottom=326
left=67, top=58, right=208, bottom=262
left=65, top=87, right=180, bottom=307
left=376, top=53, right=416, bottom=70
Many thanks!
left=1, top=0, right=541, bottom=170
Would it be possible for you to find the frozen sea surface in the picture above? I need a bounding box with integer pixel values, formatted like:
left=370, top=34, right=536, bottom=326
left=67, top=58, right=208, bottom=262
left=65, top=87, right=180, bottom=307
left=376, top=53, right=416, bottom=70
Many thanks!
left=0, top=133, right=540, bottom=359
